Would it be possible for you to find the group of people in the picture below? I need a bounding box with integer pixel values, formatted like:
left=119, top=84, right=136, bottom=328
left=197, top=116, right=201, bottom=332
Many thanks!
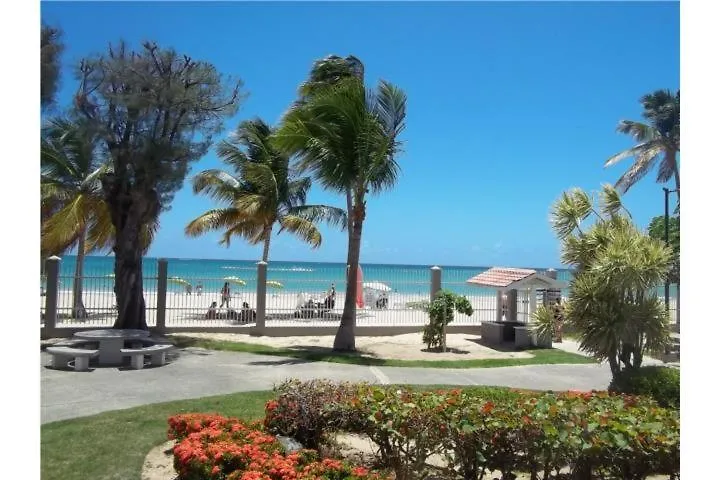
left=295, top=283, right=336, bottom=318
left=204, top=282, right=254, bottom=322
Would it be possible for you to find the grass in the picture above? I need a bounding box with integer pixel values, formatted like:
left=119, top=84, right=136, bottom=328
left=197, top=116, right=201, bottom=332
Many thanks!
left=170, top=335, right=595, bottom=368
left=41, top=390, right=274, bottom=480
left=41, top=385, right=532, bottom=480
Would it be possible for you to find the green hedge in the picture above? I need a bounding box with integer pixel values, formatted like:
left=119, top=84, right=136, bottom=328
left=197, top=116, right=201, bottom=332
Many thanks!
left=608, top=366, right=680, bottom=409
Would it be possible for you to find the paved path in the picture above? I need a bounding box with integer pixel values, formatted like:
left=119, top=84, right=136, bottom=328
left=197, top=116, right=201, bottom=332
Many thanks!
left=41, top=345, right=615, bottom=424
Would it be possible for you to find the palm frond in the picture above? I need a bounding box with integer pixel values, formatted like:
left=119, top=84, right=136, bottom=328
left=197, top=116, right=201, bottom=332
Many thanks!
left=191, top=169, right=243, bottom=202
left=278, top=214, right=322, bottom=248
left=614, top=143, right=663, bottom=193
left=218, top=221, right=267, bottom=247
left=289, top=204, right=348, bottom=231
left=185, top=208, right=247, bottom=237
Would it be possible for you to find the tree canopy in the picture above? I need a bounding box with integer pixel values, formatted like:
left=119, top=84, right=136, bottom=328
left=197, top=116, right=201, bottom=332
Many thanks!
left=41, top=24, right=64, bottom=110
left=74, top=40, right=243, bottom=329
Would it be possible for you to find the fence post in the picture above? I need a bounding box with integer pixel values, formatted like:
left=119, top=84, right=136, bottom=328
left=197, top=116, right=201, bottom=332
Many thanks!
left=156, top=258, right=168, bottom=334
left=43, top=256, right=60, bottom=337
left=430, top=266, right=442, bottom=302
left=253, top=261, right=267, bottom=334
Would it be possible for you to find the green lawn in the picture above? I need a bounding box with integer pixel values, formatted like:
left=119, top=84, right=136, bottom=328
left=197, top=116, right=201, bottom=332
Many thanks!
left=41, top=391, right=274, bottom=480
left=170, top=335, right=595, bottom=368
left=42, top=385, right=529, bottom=480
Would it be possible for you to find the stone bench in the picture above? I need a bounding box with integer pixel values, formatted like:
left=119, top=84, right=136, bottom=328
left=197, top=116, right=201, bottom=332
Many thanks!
left=46, top=346, right=99, bottom=371
left=120, top=344, right=173, bottom=370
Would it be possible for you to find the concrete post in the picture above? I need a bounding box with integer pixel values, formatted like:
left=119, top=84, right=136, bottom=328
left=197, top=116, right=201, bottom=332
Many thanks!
left=430, top=266, right=442, bottom=302
left=156, top=258, right=168, bottom=333
left=43, top=256, right=60, bottom=334
left=255, top=261, right=267, bottom=331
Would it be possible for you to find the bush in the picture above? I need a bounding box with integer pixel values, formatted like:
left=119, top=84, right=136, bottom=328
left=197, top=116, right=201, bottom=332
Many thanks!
left=168, top=413, right=390, bottom=480
left=264, top=379, right=369, bottom=449
left=263, top=380, right=680, bottom=480
left=608, top=366, right=680, bottom=409
left=421, top=290, right=473, bottom=351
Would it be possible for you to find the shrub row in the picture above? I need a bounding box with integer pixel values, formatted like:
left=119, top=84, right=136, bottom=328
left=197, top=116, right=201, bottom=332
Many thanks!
left=265, top=380, right=680, bottom=480
left=167, top=413, right=391, bottom=480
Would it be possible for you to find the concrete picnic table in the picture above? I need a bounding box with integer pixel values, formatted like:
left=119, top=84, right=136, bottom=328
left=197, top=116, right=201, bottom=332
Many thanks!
left=73, top=329, right=150, bottom=366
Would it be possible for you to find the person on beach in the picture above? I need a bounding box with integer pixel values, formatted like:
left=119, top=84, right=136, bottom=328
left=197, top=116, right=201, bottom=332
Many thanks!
left=185, top=283, right=192, bottom=295
left=196, top=282, right=203, bottom=295
left=205, top=301, right=218, bottom=319
left=220, top=282, right=231, bottom=308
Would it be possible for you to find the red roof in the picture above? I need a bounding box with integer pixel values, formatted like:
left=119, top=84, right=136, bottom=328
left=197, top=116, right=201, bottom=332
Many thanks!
left=466, top=267, right=537, bottom=288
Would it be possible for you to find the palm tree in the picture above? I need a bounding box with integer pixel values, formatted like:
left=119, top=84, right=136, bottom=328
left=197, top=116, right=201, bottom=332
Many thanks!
left=42, top=118, right=158, bottom=318
left=185, top=118, right=346, bottom=262
left=605, top=89, right=680, bottom=201
left=297, top=55, right=365, bottom=270
left=274, top=76, right=407, bottom=351
left=41, top=118, right=107, bottom=318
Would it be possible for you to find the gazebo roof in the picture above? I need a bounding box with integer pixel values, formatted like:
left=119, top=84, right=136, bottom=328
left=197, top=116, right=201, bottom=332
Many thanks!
left=466, top=267, right=567, bottom=290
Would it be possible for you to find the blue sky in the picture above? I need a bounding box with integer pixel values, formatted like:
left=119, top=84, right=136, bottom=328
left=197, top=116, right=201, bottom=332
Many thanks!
left=41, top=1, right=679, bottom=268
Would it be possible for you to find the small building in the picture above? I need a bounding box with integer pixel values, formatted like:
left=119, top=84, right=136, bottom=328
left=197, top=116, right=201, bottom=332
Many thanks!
left=466, top=267, right=567, bottom=348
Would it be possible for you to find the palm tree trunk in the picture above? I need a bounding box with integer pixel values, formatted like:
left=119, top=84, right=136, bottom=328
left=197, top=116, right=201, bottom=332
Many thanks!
left=261, top=226, right=272, bottom=262
left=72, top=226, right=88, bottom=319
left=334, top=198, right=363, bottom=352
left=345, top=188, right=354, bottom=264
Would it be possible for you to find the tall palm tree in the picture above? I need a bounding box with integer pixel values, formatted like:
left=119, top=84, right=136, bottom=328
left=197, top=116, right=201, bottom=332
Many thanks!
left=42, top=118, right=158, bottom=318
left=605, top=89, right=680, bottom=201
left=275, top=76, right=407, bottom=351
left=185, top=118, right=346, bottom=262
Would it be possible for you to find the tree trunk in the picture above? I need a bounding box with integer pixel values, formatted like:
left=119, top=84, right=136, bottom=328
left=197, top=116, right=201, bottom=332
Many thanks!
left=671, top=149, right=680, bottom=208
left=334, top=196, right=364, bottom=352
left=261, top=227, right=272, bottom=262
left=72, top=226, right=88, bottom=319
left=107, top=184, right=157, bottom=331
left=345, top=188, right=354, bottom=263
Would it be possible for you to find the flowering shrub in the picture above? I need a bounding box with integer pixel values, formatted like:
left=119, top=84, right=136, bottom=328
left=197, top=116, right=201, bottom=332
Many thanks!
left=264, top=381, right=680, bottom=480
left=168, top=413, right=390, bottom=480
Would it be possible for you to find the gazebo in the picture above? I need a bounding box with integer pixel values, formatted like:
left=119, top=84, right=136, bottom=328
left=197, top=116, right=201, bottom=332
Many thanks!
left=466, top=267, right=567, bottom=348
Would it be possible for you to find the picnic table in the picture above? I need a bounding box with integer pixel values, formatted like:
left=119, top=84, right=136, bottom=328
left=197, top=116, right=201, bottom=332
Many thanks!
left=74, top=329, right=150, bottom=366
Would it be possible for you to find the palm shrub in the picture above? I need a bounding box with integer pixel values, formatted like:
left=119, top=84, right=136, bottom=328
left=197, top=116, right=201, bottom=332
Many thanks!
left=551, top=185, right=672, bottom=378
left=422, top=290, right=473, bottom=352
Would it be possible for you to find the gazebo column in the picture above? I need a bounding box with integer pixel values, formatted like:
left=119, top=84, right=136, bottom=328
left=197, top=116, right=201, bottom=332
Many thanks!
left=496, top=290, right=504, bottom=322
left=528, top=286, right=537, bottom=323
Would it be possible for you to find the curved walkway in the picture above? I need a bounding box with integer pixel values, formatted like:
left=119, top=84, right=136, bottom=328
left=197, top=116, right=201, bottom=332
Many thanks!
left=41, top=345, right=616, bottom=424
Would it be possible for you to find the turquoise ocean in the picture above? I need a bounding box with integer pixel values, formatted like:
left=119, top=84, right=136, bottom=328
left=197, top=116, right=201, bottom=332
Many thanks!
left=54, top=256, right=675, bottom=299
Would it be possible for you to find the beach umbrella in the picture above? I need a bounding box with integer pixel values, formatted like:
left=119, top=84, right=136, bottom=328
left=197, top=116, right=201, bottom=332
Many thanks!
left=266, top=280, right=284, bottom=289
left=223, top=276, right=247, bottom=287
left=168, top=276, right=192, bottom=288
left=363, top=281, right=392, bottom=292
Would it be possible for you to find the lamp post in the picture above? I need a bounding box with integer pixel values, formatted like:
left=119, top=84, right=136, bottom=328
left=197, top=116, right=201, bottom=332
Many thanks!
left=663, top=187, right=678, bottom=315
